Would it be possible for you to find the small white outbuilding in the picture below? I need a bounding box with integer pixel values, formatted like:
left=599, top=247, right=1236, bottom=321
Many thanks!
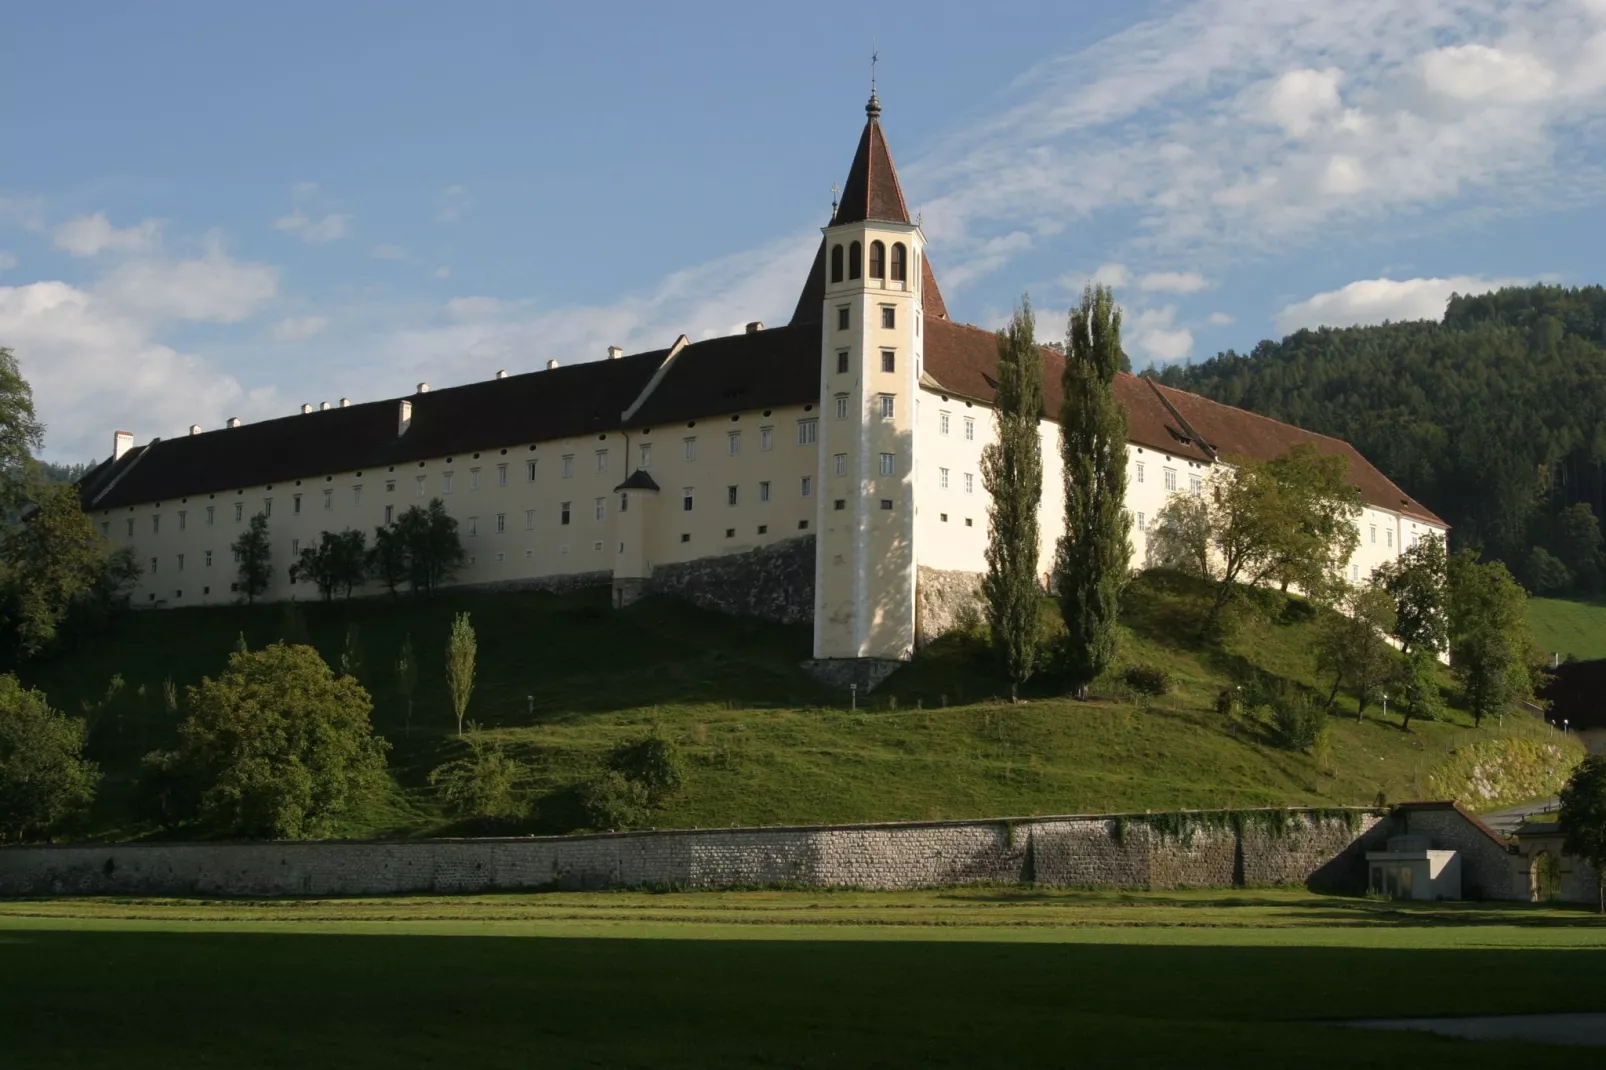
left=1367, top=835, right=1462, bottom=900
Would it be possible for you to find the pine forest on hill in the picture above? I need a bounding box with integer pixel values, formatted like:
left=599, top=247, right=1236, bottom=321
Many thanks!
left=1156, top=285, right=1606, bottom=601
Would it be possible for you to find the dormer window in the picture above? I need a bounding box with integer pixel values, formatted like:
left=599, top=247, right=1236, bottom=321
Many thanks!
left=848, top=241, right=862, bottom=280
left=891, top=242, right=907, bottom=282
left=869, top=240, right=885, bottom=279
left=830, top=244, right=844, bottom=284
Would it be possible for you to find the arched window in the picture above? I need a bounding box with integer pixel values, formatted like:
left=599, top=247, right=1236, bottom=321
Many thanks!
left=869, top=240, right=885, bottom=279
left=890, top=242, right=907, bottom=283
left=829, top=244, right=844, bottom=284
left=848, top=241, right=862, bottom=280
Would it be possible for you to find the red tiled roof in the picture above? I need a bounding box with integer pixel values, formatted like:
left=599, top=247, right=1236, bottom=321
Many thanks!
left=832, top=101, right=911, bottom=226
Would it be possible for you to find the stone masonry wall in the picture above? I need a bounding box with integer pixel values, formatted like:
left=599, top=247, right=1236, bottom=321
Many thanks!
left=1, top=808, right=1384, bottom=898
left=916, top=566, right=984, bottom=646
left=645, top=536, right=815, bottom=625
left=1396, top=805, right=1523, bottom=900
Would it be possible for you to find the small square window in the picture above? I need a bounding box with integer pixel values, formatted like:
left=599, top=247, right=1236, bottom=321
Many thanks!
left=834, top=499, right=846, bottom=511
left=725, top=528, right=735, bottom=538
left=881, top=306, right=895, bottom=329
left=798, top=519, right=809, bottom=530
left=757, top=524, right=768, bottom=534
left=879, top=499, right=893, bottom=510
left=836, top=306, right=850, bottom=330
left=680, top=533, right=691, bottom=543
left=940, top=513, right=948, bottom=522
left=965, top=518, right=973, bottom=527
left=881, top=350, right=895, bottom=373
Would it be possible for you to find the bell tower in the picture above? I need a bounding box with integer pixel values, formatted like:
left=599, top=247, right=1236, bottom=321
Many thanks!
left=809, top=92, right=928, bottom=665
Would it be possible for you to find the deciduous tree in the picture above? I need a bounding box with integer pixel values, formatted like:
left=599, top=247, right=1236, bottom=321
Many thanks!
left=232, top=512, right=273, bottom=605
left=1448, top=550, right=1540, bottom=727
left=1376, top=535, right=1449, bottom=658
left=0, top=674, right=98, bottom=842
left=980, top=299, right=1044, bottom=701
left=0, top=483, right=117, bottom=657
left=1315, top=584, right=1398, bottom=718
left=1055, top=284, right=1130, bottom=692
left=1559, top=755, right=1606, bottom=913
left=0, top=347, right=45, bottom=506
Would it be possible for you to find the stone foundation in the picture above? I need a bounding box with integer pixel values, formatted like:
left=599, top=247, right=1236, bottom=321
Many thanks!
left=803, top=657, right=904, bottom=694
left=916, top=566, right=984, bottom=646
left=643, top=536, right=815, bottom=625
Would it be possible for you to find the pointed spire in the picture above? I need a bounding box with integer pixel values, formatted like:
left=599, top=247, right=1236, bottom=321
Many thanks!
left=831, top=95, right=910, bottom=226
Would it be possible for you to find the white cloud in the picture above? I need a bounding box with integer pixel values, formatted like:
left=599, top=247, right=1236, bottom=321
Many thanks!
left=271, top=316, right=330, bottom=341
left=1129, top=305, right=1194, bottom=361
left=1419, top=44, right=1557, bottom=104
left=1207, top=311, right=1235, bottom=325
left=0, top=251, right=16, bottom=272
left=1138, top=271, right=1209, bottom=293
left=370, top=244, right=406, bottom=260
left=1092, top=263, right=1129, bottom=287
left=53, top=213, right=162, bottom=257
left=94, top=236, right=278, bottom=324
left=1257, top=67, right=1344, bottom=137
left=274, top=212, right=350, bottom=244
left=433, top=266, right=451, bottom=279
left=1273, top=274, right=1526, bottom=333
left=436, top=185, right=472, bottom=224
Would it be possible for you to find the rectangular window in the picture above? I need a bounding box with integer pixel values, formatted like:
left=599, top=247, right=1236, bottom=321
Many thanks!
left=836, top=306, right=850, bottom=331
left=834, top=499, right=846, bottom=511
left=263, top=498, right=272, bottom=517
left=125, top=518, right=134, bottom=536
left=178, top=510, right=187, bottom=531
left=526, top=460, right=538, bottom=481
left=939, top=467, right=950, bottom=489
left=497, top=464, right=508, bottom=487
left=798, top=419, right=818, bottom=444
left=177, top=553, right=184, bottom=571
left=291, top=538, right=300, bottom=555
left=384, top=504, right=394, bottom=524
left=442, top=472, right=454, bottom=494
left=152, top=514, right=160, bottom=534
left=879, top=498, right=893, bottom=510
left=1351, top=563, right=1360, bottom=581
left=415, top=475, right=426, bottom=497
left=594, top=497, right=605, bottom=522
left=836, top=350, right=849, bottom=374
left=964, top=416, right=975, bottom=441
left=834, top=453, right=847, bottom=477
left=801, top=476, right=812, bottom=498
left=760, top=426, right=773, bottom=451
left=206, top=505, right=215, bottom=526
left=524, top=509, right=535, bottom=530
left=595, top=450, right=608, bottom=473
left=619, top=492, right=628, bottom=513
left=1137, top=512, right=1147, bottom=532
left=727, top=485, right=738, bottom=506
left=683, top=488, right=694, bottom=512
left=939, top=411, right=950, bottom=435
left=353, top=485, right=362, bottom=506
left=964, top=472, right=974, bottom=494
left=1387, top=529, right=1394, bottom=548
left=759, top=480, right=770, bottom=502
left=204, top=550, right=213, bottom=567
left=560, top=502, right=571, bottom=525
left=470, top=468, right=482, bottom=490
left=881, top=306, right=895, bottom=329
left=323, top=488, right=333, bottom=509
left=728, top=432, right=741, bottom=455
left=561, top=455, right=574, bottom=478
left=835, top=395, right=849, bottom=419
left=234, top=502, right=244, bottom=522
left=496, top=513, right=506, bottom=533
left=385, top=479, right=396, bottom=493
left=1163, top=468, right=1177, bottom=492
left=1189, top=474, right=1202, bottom=497
left=1370, top=525, right=1377, bottom=544
left=150, top=557, right=158, bottom=574
left=683, top=437, right=697, bottom=461
left=879, top=395, right=895, bottom=420
left=880, top=452, right=895, bottom=476
left=1136, top=462, right=1145, bottom=483
left=291, top=495, right=301, bottom=515
left=467, top=518, right=478, bottom=537
left=638, top=443, right=652, bottom=468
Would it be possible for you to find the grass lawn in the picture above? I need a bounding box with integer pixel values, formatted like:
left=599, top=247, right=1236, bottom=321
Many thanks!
left=2, top=889, right=1603, bottom=1068
left=1528, top=595, right=1606, bottom=661
left=18, top=571, right=1573, bottom=841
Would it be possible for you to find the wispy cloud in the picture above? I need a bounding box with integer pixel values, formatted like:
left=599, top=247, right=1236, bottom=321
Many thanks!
left=271, top=315, right=330, bottom=341
left=53, top=213, right=162, bottom=257
left=1274, top=274, right=1528, bottom=333
left=436, top=185, right=472, bottom=224
left=273, top=182, right=351, bottom=244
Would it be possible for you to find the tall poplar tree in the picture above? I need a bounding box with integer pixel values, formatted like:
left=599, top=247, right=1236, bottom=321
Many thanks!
left=1056, top=284, right=1131, bottom=693
left=980, top=299, right=1045, bottom=702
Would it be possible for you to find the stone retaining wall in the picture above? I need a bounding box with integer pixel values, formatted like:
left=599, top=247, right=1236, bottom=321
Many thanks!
left=0, top=808, right=1383, bottom=898
left=915, top=566, right=984, bottom=646
left=644, top=536, right=815, bottom=625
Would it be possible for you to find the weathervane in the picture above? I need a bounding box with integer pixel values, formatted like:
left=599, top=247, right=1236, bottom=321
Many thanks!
left=871, top=45, right=879, bottom=96
left=830, top=181, right=840, bottom=220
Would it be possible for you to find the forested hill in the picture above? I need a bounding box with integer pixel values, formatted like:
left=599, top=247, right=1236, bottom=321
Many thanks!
left=1155, top=285, right=1606, bottom=592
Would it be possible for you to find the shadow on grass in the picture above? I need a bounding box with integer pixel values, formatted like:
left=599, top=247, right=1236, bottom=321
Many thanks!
left=2, top=928, right=1602, bottom=1069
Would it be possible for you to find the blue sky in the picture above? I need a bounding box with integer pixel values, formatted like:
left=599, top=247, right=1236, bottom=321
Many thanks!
left=3, top=0, right=1604, bottom=461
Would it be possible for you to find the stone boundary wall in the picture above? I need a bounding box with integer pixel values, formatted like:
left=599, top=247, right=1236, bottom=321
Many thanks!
left=0, top=808, right=1383, bottom=899
left=644, top=536, right=815, bottom=625
left=1395, top=805, right=1523, bottom=900
left=916, top=566, right=984, bottom=646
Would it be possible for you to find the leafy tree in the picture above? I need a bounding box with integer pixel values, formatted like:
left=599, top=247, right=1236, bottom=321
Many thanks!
left=291, top=529, right=368, bottom=601
left=606, top=731, right=686, bottom=805
left=0, top=483, right=118, bottom=658
left=395, top=633, right=418, bottom=737
left=0, top=347, right=45, bottom=506
left=1315, top=584, right=1398, bottom=718
left=1264, top=446, right=1361, bottom=604
left=368, top=523, right=409, bottom=596
left=232, top=512, right=273, bottom=605
left=1397, top=646, right=1444, bottom=731
left=429, top=735, right=526, bottom=820
left=397, top=500, right=466, bottom=595
left=1448, top=550, right=1539, bottom=727
left=980, top=299, right=1044, bottom=701
left=1055, top=283, right=1130, bottom=692
left=1522, top=546, right=1573, bottom=595
left=151, top=643, right=389, bottom=839
left=1551, top=502, right=1603, bottom=591
left=1376, top=535, right=1449, bottom=658
left=1558, top=755, right=1606, bottom=913
left=445, top=612, right=476, bottom=736
left=0, top=674, right=98, bottom=841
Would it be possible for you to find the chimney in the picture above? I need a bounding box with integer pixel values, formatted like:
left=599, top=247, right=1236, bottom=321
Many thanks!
left=226, top=417, right=241, bottom=429
left=339, top=398, right=350, bottom=408
left=607, top=345, right=623, bottom=360
left=189, top=424, right=203, bottom=436
left=495, top=369, right=507, bottom=379
left=546, top=359, right=559, bottom=370
left=319, top=401, right=331, bottom=411
left=113, top=430, right=134, bottom=461
left=416, top=382, right=430, bottom=394
left=300, top=403, right=313, bottom=414
left=398, top=399, right=413, bottom=437
left=745, top=321, right=763, bottom=334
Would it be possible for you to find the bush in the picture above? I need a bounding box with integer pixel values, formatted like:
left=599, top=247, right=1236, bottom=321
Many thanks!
left=607, top=732, right=685, bottom=805
left=1270, top=692, right=1325, bottom=751
left=579, top=771, right=651, bottom=830
left=1121, top=665, right=1172, bottom=701
left=0, top=674, right=99, bottom=842
left=429, top=735, right=526, bottom=820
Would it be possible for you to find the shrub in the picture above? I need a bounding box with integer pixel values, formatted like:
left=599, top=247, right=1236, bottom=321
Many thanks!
left=0, top=674, right=99, bottom=842
left=579, top=771, right=651, bottom=831
left=1270, top=692, right=1325, bottom=751
left=607, top=732, right=685, bottom=805
left=429, top=735, right=526, bottom=820
left=1121, top=665, right=1172, bottom=702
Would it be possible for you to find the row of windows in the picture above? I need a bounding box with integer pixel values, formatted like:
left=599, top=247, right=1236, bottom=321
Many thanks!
left=680, top=478, right=814, bottom=510
left=835, top=305, right=898, bottom=331
left=834, top=349, right=902, bottom=375
left=935, top=411, right=976, bottom=439
left=829, top=240, right=909, bottom=285
left=1134, top=462, right=1202, bottom=496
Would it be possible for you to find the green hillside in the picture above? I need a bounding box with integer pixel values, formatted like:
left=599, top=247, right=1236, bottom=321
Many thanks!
left=19, top=571, right=1572, bottom=842
left=1528, top=595, right=1606, bottom=661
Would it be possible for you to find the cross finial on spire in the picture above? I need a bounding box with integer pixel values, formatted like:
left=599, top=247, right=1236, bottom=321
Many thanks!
left=830, top=182, right=840, bottom=219
left=867, top=45, right=882, bottom=118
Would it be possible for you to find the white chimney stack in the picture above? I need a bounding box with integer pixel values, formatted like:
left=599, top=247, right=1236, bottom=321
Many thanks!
left=300, top=403, right=313, bottom=414
left=226, top=417, right=242, bottom=429
left=339, top=398, right=350, bottom=408
left=607, top=345, right=623, bottom=360
left=319, top=401, right=331, bottom=411
left=113, top=430, right=134, bottom=460
left=745, top=321, right=763, bottom=334
left=398, top=399, right=413, bottom=437
left=546, top=359, right=559, bottom=371
left=495, top=369, right=507, bottom=379
left=189, top=424, right=203, bottom=436
left=417, top=382, right=430, bottom=394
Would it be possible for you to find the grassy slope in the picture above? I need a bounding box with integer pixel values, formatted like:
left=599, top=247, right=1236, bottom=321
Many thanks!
left=2, top=890, right=1604, bottom=1069
left=21, top=572, right=1565, bottom=840
left=1528, top=595, right=1606, bottom=661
